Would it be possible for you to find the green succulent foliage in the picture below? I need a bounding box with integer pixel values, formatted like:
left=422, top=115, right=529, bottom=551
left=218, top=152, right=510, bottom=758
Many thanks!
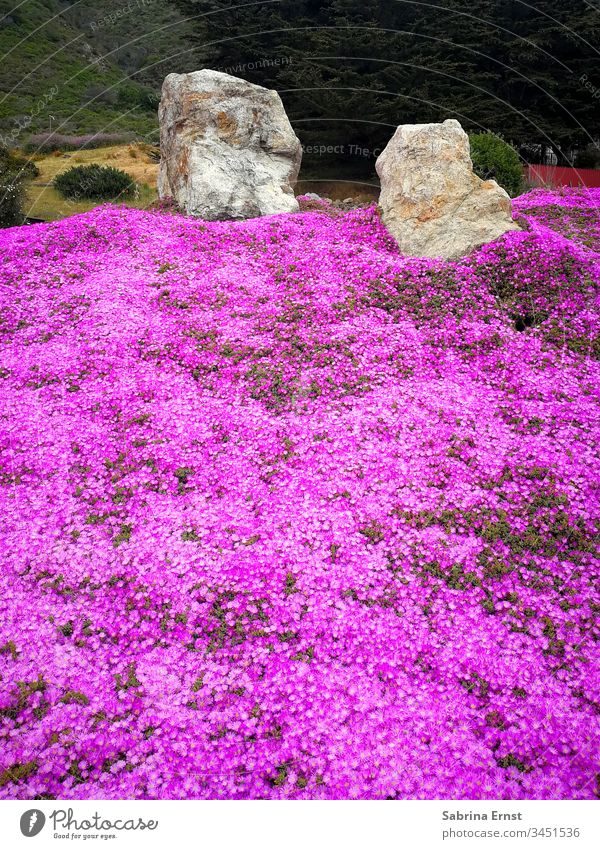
left=54, top=164, right=135, bottom=200
left=469, top=133, right=524, bottom=198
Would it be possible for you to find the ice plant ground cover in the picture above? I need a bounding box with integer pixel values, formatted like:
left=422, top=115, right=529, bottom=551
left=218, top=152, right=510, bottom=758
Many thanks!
left=0, top=188, right=599, bottom=800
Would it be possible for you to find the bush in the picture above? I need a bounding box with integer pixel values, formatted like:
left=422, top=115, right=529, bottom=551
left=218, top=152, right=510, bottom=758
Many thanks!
left=469, top=132, right=524, bottom=197
left=54, top=164, right=135, bottom=200
left=23, top=132, right=135, bottom=154
left=0, top=146, right=38, bottom=227
left=0, top=175, right=23, bottom=228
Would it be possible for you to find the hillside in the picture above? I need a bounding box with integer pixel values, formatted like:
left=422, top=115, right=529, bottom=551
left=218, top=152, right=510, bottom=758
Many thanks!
left=0, top=0, right=208, bottom=145
left=0, top=190, right=598, bottom=799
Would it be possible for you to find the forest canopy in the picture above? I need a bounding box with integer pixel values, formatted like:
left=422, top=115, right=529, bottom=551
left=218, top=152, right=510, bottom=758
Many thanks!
left=171, top=0, right=600, bottom=177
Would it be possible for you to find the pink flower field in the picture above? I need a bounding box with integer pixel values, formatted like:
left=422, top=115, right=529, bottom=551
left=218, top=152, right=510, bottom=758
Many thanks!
left=0, top=189, right=599, bottom=800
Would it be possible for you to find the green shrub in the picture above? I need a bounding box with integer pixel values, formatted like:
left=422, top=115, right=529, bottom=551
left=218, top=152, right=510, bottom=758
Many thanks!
left=0, top=177, right=23, bottom=228
left=54, top=164, right=135, bottom=200
left=0, top=146, right=38, bottom=227
left=469, top=132, right=524, bottom=197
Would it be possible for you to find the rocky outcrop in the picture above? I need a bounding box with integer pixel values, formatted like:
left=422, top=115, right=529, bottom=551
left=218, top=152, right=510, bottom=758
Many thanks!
left=158, top=70, right=302, bottom=220
left=375, top=119, right=520, bottom=259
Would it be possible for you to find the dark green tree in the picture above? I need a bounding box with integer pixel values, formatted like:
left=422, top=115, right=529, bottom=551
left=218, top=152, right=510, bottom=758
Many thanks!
left=169, top=1, right=600, bottom=178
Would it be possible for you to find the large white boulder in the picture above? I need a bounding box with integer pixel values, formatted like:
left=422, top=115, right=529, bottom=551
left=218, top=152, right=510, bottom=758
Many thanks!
left=158, top=70, right=302, bottom=220
left=375, top=119, right=520, bottom=259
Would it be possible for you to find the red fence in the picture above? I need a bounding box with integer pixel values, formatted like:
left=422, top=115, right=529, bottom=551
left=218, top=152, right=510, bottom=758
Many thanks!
left=525, top=164, right=600, bottom=189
